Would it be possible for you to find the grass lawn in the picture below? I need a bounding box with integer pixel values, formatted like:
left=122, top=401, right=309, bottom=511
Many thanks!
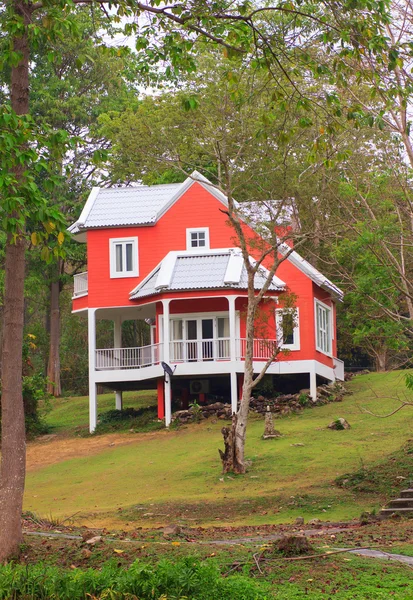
left=44, top=389, right=157, bottom=435
left=26, top=371, right=413, bottom=529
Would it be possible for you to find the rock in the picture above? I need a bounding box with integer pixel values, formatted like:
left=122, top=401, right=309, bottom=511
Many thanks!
left=328, top=418, right=351, bottom=430
left=163, top=524, right=181, bottom=537
left=291, top=443, right=304, bottom=447
left=295, top=517, right=305, bottom=526
left=308, top=518, right=321, bottom=525
left=81, top=548, right=92, bottom=558
left=85, top=535, right=102, bottom=545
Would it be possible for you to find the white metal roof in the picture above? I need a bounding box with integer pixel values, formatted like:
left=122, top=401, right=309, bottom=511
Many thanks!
left=130, top=249, right=285, bottom=299
left=68, top=171, right=228, bottom=236
left=279, top=243, right=344, bottom=301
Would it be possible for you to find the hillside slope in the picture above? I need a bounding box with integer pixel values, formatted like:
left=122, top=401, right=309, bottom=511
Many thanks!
left=25, top=371, right=413, bottom=528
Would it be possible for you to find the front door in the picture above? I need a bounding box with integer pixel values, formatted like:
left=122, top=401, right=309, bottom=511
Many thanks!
left=186, top=319, right=198, bottom=361
left=201, top=318, right=214, bottom=360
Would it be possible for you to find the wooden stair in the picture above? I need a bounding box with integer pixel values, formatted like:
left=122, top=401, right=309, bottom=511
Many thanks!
left=380, top=488, right=413, bottom=518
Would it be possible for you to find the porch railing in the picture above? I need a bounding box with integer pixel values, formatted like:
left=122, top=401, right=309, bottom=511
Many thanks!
left=73, top=272, right=88, bottom=297
left=236, top=338, right=278, bottom=360
left=96, top=343, right=163, bottom=370
left=170, top=338, right=231, bottom=362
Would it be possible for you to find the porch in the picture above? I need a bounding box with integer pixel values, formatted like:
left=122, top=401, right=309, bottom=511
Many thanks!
left=95, top=338, right=278, bottom=370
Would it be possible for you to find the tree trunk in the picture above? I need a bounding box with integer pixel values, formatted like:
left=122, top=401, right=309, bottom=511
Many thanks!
left=0, top=0, right=31, bottom=562
left=47, top=263, right=62, bottom=397
left=0, top=236, right=27, bottom=561
left=375, top=348, right=388, bottom=372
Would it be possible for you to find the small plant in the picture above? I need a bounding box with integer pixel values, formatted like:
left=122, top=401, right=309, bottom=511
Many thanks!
left=189, top=400, right=203, bottom=423
left=298, top=393, right=309, bottom=407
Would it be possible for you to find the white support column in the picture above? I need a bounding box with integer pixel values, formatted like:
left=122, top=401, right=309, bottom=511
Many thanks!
left=114, top=315, right=122, bottom=348
left=115, top=390, right=123, bottom=411
left=114, top=315, right=123, bottom=410
left=88, top=308, right=97, bottom=432
left=230, top=371, right=238, bottom=414
left=309, top=369, right=317, bottom=403
left=162, top=299, right=171, bottom=363
left=162, top=299, right=172, bottom=425
left=228, top=295, right=237, bottom=361
left=165, top=377, right=172, bottom=426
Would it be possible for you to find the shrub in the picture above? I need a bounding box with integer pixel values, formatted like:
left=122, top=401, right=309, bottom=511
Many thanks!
left=0, top=558, right=270, bottom=599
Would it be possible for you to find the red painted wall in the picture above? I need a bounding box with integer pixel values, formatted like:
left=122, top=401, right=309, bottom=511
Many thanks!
left=72, top=181, right=337, bottom=365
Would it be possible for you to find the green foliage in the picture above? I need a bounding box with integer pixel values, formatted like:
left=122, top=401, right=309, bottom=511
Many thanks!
left=95, top=406, right=163, bottom=435
left=22, top=373, right=50, bottom=438
left=0, top=557, right=269, bottom=600
left=189, top=400, right=203, bottom=423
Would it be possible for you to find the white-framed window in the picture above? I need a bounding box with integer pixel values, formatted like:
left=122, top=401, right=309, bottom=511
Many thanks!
left=109, top=237, right=139, bottom=278
left=315, top=300, right=332, bottom=355
left=276, top=308, right=300, bottom=351
left=186, top=228, right=210, bottom=250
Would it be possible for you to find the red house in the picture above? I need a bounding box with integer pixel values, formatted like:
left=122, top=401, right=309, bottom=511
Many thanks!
left=70, top=172, right=344, bottom=432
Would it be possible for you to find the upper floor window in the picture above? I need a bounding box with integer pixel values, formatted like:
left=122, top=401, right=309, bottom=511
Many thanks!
left=109, top=237, right=139, bottom=278
left=276, top=308, right=300, bottom=351
left=315, top=300, right=332, bottom=355
left=186, top=227, right=210, bottom=250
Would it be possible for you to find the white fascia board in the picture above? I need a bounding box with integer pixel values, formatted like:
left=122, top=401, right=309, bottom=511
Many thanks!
left=70, top=187, right=100, bottom=232
left=224, top=250, right=244, bottom=285
left=155, top=171, right=228, bottom=222
left=155, top=251, right=177, bottom=290
left=279, top=243, right=344, bottom=301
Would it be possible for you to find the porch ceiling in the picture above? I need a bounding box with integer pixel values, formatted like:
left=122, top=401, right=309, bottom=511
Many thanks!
left=95, top=303, right=156, bottom=321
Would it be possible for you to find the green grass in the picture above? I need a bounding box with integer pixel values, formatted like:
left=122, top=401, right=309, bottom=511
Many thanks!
left=44, top=390, right=157, bottom=434
left=26, top=371, right=413, bottom=528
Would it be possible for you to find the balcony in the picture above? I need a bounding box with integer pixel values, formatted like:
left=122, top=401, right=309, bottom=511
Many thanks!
left=95, top=338, right=279, bottom=370
left=96, top=343, right=163, bottom=370
left=73, top=272, right=88, bottom=297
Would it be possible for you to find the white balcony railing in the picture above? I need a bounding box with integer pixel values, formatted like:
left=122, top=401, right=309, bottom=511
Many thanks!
left=170, top=338, right=231, bottom=362
left=96, top=343, right=163, bottom=370
left=73, top=272, right=88, bottom=297
left=236, top=338, right=278, bottom=360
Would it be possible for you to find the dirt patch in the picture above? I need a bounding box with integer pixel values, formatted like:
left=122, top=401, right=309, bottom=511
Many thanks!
left=27, top=430, right=172, bottom=471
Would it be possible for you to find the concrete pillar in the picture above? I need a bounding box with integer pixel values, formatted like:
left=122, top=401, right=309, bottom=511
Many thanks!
left=310, top=370, right=317, bottom=402
left=157, top=378, right=165, bottom=419
left=165, top=377, right=172, bottom=426
left=162, top=299, right=171, bottom=363
left=115, top=390, right=123, bottom=411
left=230, top=371, right=238, bottom=414
left=88, top=308, right=97, bottom=432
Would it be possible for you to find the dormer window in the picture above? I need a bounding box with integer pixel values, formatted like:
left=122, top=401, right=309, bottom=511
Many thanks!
left=186, top=228, right=210, bottom=250
left=110, top=237, right=139, bottom=278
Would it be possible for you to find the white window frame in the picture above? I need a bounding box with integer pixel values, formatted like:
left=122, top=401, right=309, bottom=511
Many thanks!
left=186, top=227, right=210, bottom=250
left=315, top=299, right=332, bottom=356
left=276, top=308, right=300, bottom=351
left=109, top=237, right=139, bottom=278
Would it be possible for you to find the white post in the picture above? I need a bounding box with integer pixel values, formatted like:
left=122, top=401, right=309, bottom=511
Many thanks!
left=310, top=370, right=317, bottom=402
left=88, top=308, right=97, bottom=432
left=165, top=377, right=172, bottom=426
left=162, top=299, right=171, bottom=363
left=114, top=315, right=122, bottom=348
left=230, top=371, right=238, bottom=414
left=162, top=300, right=172, bottom=425
left=115, top=390, right=123, bottom=411
left=114, top=315, right=123, bottom=409
left=228, top=295, right=237, bottom=360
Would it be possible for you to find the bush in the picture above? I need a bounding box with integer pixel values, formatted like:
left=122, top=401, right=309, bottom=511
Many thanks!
left=0, top=558, right=270, bottom=599
left=94, top=406, right=163, bottom=435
